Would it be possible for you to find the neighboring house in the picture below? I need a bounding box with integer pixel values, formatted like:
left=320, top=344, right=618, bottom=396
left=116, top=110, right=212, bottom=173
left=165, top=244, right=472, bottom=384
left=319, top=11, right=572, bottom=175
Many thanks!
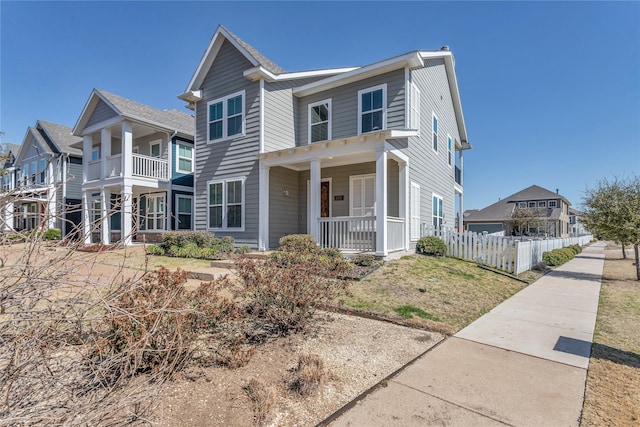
left=1, top=121, right=83, bottom=236
left=463, top=185, right=571, bottom=237
left=569, top=208, right=588, bottom=236
left=178, top=25, right=471, bottom=257
left=1, top=143, right=21, bottom=230
left=72, top=89, right=195, bottom=245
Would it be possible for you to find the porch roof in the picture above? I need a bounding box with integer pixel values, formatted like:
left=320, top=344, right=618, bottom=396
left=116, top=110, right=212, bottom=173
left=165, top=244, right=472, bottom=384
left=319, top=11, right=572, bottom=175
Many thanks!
left=257, top=129, right=415, bottom=170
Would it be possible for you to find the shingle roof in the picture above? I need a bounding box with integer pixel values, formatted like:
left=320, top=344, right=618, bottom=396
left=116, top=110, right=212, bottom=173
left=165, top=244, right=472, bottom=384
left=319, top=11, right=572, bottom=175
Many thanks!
left=28, top=126, right=53, bottom=155
left=2, top=143, right=21, bottom=156
left=464, top=185, right=570, bottom=223
left=96, top=89, right=194, bottom=137
left=37, top=120, right=82, bottom=156
left=220, top=25, right=286, bottom=75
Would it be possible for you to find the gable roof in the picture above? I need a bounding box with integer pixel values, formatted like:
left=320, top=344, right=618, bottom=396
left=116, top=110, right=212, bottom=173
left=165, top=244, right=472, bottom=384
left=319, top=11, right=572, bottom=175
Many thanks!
left=73, top=89, right=193, bottom=138
left=37, top=120, right=82, bottom=156
left=464, top=185, right=571, bottom=223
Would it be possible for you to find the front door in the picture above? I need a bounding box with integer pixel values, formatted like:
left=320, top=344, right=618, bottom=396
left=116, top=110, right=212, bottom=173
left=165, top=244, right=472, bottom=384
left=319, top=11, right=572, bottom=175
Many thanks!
left=321, top=181, right=330, bottom=218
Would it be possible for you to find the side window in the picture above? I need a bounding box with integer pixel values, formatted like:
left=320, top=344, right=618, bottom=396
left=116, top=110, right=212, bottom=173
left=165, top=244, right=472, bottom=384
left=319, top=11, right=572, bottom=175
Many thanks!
left=432, top=114, right=438, bottom=152
left=207, top=90, right=245, bottom=142
left=309, top=99, right=331, bottom=143
left=358, top=84, right=387, bottom=134
left=177, top=143, right=193, bottom=173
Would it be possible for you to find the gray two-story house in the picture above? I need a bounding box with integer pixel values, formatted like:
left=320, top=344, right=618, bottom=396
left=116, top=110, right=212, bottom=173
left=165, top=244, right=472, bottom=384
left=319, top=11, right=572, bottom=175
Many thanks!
left=73, top=89, right=195, bottom=245
left=179, top=25, right=471, bottom=257
left=1, top=121, right=83, bottom=236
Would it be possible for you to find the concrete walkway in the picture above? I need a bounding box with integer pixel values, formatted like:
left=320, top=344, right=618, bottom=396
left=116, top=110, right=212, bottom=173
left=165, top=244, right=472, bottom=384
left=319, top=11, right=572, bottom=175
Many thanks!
left=329, top=241, right=606, bottom=426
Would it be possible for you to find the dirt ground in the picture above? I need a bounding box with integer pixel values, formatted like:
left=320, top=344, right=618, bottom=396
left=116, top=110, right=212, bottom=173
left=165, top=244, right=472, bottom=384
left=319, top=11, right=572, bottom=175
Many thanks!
left=581, top=248, right=640, bottom=426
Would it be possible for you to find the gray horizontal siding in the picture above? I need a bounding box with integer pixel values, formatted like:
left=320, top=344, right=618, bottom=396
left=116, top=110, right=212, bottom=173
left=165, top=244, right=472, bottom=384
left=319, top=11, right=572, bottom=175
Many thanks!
left=268, top=166, right=300, bottom=248
left=86, top=99, right=118, bottom=128
left=393, top=58, right=461, bottom=232
left=296, top=69, right=406, bottom=146
left=65, top=160, right=83, bottom=199
left=193, top=39, right=260, bottom=245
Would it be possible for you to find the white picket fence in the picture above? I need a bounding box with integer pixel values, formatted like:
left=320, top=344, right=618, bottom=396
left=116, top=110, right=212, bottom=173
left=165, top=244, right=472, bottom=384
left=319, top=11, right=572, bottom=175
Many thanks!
left=420, top=224, right=592, bottom=275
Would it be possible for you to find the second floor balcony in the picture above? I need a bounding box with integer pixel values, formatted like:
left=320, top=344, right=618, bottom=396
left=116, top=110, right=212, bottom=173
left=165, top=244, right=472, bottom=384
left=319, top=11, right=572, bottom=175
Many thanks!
left=87, top=153, right=169, bottom=182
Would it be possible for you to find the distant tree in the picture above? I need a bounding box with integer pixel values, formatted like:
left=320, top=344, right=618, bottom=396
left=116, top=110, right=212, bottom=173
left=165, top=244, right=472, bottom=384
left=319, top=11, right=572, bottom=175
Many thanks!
left=581, top=176, right=640, bottom=280
left=509, top=207, right=541, bottom=236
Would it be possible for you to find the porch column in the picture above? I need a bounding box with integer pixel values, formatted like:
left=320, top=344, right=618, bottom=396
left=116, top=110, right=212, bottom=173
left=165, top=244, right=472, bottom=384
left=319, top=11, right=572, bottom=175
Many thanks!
left=122, top=183, right=133, bottom=246
left=375, top=148, right=388, bottom=257
left=82, top=190, right=91, bottom=244
left=4, top=201, right=14, bottom=230
left=101, top=128, right=111, bottom=180
left=309, top=157, right=321, bottom=244
left=101, top=189, right=110, bottom=244
left=46, top=187, right=57, bottom=230
left=122, top=121, right=133, bottom=177
left=82, top=135, right=92, bottom=183
left=398, top=160, right=409, bottom=250
left=258, top=162, right=270, bottom=251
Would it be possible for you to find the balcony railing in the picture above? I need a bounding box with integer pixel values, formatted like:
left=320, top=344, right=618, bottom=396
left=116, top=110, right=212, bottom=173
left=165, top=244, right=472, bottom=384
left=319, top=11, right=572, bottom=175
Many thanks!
left=88, top=160, right=101, bottom=181
left=106, top=154, right=122, bottom=177
left=133, top=154, right=168, bottom=180
left=455, top=166, right=462, bottom=186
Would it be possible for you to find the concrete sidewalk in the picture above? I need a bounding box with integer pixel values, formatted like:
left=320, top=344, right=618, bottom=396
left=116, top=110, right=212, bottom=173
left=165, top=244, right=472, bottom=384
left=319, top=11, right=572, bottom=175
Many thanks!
left=329, top=241, right=606, bottom=426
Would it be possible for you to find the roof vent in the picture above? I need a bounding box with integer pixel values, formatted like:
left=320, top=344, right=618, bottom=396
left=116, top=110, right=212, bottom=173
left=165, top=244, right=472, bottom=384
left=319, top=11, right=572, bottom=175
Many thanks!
left=440, top=45, right=450, bottom=51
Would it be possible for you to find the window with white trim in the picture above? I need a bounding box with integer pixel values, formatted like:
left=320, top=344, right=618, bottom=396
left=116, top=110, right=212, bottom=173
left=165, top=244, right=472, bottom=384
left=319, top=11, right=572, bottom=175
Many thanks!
left=432, top=194, right=443, bottom=229
left=538, top=201, right=547, bottom=208
left=176, top=143, right=193, bottom=173
left=308, top=99, right=331, bottom=143
left=176, top=195, right=193, bottom=230
left=91, top=147, right=100, bottom=161
left=207, top=90, right=245, bottom=142
left=528, top=201, right=536, bottom=208
left=409, top=82, right=420, bottom=135
left=92, top=199, right=102, bottom=226
left=411, top=182, right=421, bottom=239
left=39, top=159, right=47, bottom=184
left=22, top=164, right=28, bottom=186
left=432, top=113, right=438, bottom=152
left=358, top=84, right=386, bottom=134
left=349, top=174, right=376, bottom=217
left=447, top=135, right=452, bottom=167
left=145, top=195, right=165, bottom=231
left=208, top=178, right=244, bottom=230
left=150, top=141, right=161, bottom=158
left=518, top=202, right=527, bottom=208
left=30, top=161, right=37, bottom=184
left=548, top=200, right=557, bottom=208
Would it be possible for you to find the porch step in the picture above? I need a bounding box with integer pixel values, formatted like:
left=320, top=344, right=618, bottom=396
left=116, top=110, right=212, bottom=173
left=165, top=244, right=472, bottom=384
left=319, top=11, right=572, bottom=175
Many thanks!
left=210, top=259, right=235, bottom=269
left=209, top=251, right=270, bottom=268
left=185, top=267, right=231, bottom=281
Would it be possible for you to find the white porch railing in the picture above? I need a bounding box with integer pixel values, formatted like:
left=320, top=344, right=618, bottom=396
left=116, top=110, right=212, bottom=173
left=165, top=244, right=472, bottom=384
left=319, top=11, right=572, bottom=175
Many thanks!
left=387, top=216, right=405, bottom=252
left=88, top=160, right=100, bottom=181
left=132, top=154, right=168, bottom=180
left=318, top=216, right=376, bottom=252
left=106, top=154, right=122, bottom=177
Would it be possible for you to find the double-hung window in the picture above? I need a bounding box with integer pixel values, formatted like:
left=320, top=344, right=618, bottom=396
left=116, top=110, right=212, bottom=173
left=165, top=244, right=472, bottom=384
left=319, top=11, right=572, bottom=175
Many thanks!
left=447, top=135, right=452, bottom=167
left=432, top=114, right=438, bottom=152
left=176, top=195, right=193, bottom=230
left=548, top=200, right=558, bottom=208
left=350, top=174, right=376, bottom=217
left=208, top=178, right=244, bottom=230
left=308, top=99, right=331, bottom=143
left=432, top=194, right=443, bottom=229
left=358, top=84, right=386, bottom=134
left=177, top=143, right=193, bottom=173
left=409, top=82, right=421, bottom=135
left=39, top=159, right=47, bottom=184
left=145, top=195, right=165, bottom=231
left=208, top=90, right=245, bottom=142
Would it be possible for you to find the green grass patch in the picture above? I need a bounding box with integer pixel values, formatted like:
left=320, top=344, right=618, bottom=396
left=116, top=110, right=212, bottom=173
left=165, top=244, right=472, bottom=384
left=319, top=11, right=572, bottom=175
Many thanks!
left=394, top=305, right=439, bottom=321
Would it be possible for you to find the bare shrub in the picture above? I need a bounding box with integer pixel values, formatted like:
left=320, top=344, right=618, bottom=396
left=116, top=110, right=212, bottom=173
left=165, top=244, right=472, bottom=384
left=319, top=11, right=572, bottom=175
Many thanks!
left=288, top=354, right=325, bottom=396
left=210, top=335, right=256, bottom=369
left=244, top=378, right=276, bottom=426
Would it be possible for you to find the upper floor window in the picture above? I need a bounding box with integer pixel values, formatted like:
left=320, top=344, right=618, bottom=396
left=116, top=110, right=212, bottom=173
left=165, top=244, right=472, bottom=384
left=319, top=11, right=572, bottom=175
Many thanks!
left=30, top=161, right=37, bottom=184
left=208, top=90, right=245, bottom=142
left=432, top=113, right=438, bottom=152
left=358, top=84, right=386, bottom=134
left=538, top=201, right=547, bottom=208
left=308, top=99, right=331, bottom=143
left=177, top=143, right=193, bottom=173
left=447, top=135, right=452, bottom=167
left=91, top=147, right=100, bottom=161
left=39, top=159, right=47, bottom=184
left=528, top=201, right=537, bottom=208
left=150, top=142, right=161, bottom=158
left=549, top=200, right=558, bottom=208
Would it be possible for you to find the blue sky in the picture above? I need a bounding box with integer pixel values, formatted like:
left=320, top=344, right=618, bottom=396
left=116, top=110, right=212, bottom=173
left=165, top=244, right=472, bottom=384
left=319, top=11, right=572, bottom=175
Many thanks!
left=1, top=1, right=638, bottom=210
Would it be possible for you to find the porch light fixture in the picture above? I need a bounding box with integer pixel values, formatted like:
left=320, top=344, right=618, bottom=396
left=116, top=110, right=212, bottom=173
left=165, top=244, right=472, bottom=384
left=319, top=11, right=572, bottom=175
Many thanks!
left=282, top=189, right=289, bottom=197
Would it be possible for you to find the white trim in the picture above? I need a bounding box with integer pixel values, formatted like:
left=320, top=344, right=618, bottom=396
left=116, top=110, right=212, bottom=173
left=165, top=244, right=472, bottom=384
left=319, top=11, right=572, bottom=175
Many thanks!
left=410, top=182, right=421, bottom=240
left=176, top=142, right=194, bottom=174
left=409, top=82, right=421, bottom=136
left=150, top=141, right=161, bottom=158
left=404, top=67, right=410, bottom=129
left=293, top=52, right=423, bottom=97
left=548, top=200, right=558, bottom=208
left=432, top=193, right=443, bottom=228
left=538, top=201, right=547, bottom=208
left=207, top=176, right=246, bottom=232
left=244, top=65, right=358, bottom=82
left=258, top=162, right=269, bottom=250
left=358, top=84, right=387, bottom=135
left=206, top=90, right=246, bottom=143
left=259, top=79, right=265, bottom=153
left=175, top=193, right=194, bottom=230
left=308, top=98, right=332, bottom=143
left=144, top=193, right=166, bottom=232
left=447, top=134, right=452, bottom=168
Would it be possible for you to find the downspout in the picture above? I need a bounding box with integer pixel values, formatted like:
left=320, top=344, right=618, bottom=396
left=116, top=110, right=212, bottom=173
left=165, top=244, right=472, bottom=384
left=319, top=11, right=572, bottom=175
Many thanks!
left=168, top=130, right=177, bottom=231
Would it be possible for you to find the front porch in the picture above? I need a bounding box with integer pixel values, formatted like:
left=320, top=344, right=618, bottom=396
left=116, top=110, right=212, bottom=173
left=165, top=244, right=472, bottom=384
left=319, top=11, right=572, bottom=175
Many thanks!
left=259, top=130, right=413, bottom=257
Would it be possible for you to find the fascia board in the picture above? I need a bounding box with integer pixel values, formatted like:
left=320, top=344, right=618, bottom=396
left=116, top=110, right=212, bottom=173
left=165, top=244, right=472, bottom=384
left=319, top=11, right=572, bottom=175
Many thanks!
left=244, top=66, right=359, bottom=82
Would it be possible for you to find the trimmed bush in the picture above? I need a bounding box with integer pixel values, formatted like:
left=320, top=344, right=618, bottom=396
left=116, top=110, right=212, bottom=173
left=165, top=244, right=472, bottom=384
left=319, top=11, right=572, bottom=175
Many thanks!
left=43, top=228, right=62, bottom=241
left=416, top=236, right=447, bottom=256
left=145, top=244, right=165, bottom=256
left=353, top=254, right=376, bottom=267
left=542, top=246, right=579, bottom=266
left=210, top=236, right=235, bottom=253
left=278, top=234, right=318, bottom=254
left=162, top=231, right=213, bottom=249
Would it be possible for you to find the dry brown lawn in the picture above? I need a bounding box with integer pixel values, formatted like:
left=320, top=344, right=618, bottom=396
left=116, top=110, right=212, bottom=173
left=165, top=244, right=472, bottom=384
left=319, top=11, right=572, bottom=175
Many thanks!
left=582, top=249, right=640, bottom=426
